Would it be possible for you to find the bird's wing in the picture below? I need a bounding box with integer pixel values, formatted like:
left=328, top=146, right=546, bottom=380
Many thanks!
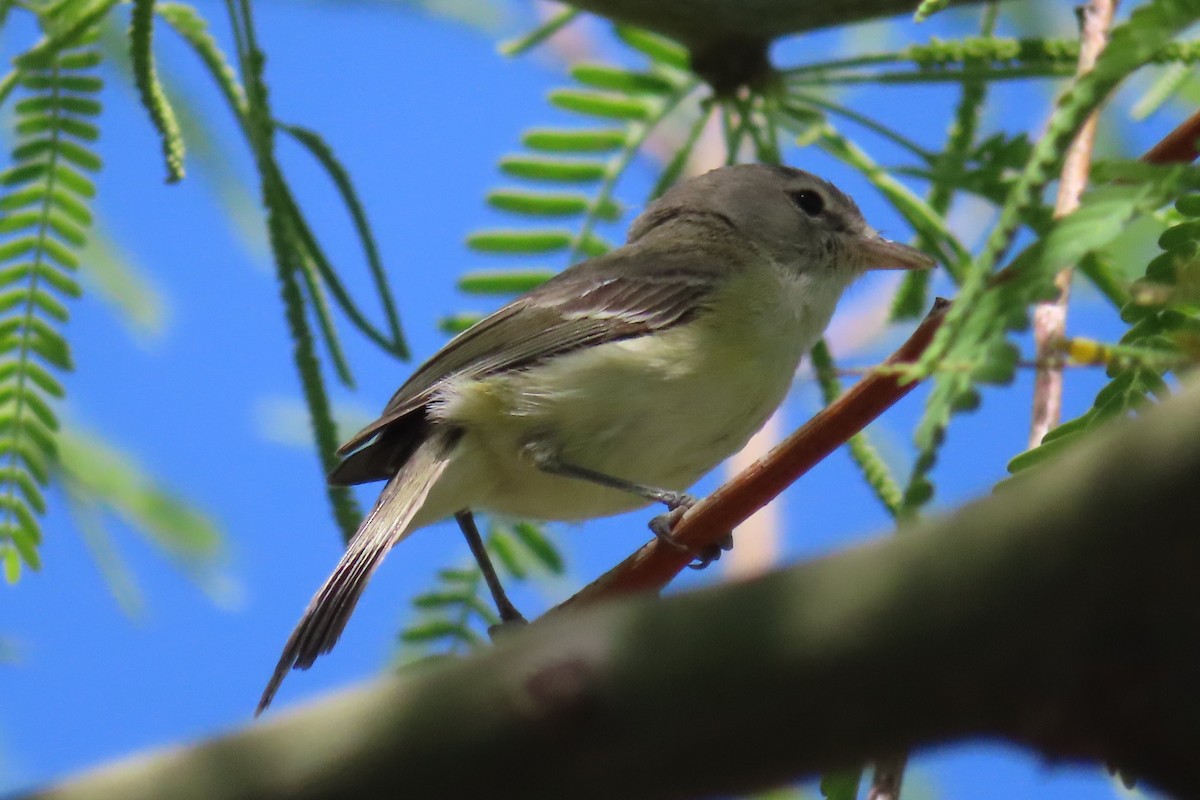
left=336, top=243, right=730, bottom=457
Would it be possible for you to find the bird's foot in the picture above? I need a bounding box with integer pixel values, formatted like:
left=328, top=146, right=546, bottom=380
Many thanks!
left=648, top=494, right=697, bottom=552
left=687, top=533, right=734, bottom=570
left=649, top=500, right=734, bottom=569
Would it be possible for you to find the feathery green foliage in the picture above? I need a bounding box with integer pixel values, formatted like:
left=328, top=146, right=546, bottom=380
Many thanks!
left=1009, top=188, right=1200, bottom=474
left=148, top=0, right=410, bottom=541
left=465, top=44, right=697, bottom=270
left=893, top=3, right=998, bottom=320
left=220, top=0, right=363, bottom=540
left=900, top=0, right=1200, bottom=514
left=0, top=33, right=102, bottom=581
left=57, top=428, right=226, bottom=615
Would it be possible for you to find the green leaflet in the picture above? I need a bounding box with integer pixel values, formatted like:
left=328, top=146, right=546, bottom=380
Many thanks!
left=499, top=155, right=608, bottom=183
left=467, top=229, right=574, bottom=254
left=549, top=88, right=652, bottom=121
left=1025, top=165, right=1200, bottom=279
left=1131, top=62, right=1193, bottom=119
left=511, top=521, right=565, bottom=574
left=569, top=62, right=679, bottom=95
left=486, top=188, right=621, bottom=220
left=457, top=269, right=554, bottom=295
left=437, top=312, right=483, bottom=335
left=521, top=127, right=627, bottom=153
left=613, top=26, right=689, bottom=70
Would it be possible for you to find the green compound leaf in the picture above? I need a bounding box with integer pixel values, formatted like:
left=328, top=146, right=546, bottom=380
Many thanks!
left=0, top=36, right=104, bottom=576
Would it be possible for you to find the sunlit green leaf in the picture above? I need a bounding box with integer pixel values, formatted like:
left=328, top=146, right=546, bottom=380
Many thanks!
left=499, top=155, right=607, bottom=182
left=549, top=89, right=650, bottom=120
left=522, top=128, right=626, bottom=153
left=466, top=229, right=573, bottom=254
left=458, top=269, right=555, bottom=294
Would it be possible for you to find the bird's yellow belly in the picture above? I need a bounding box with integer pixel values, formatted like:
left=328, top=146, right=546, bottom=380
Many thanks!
left=432, top=308, right=808, bottom=522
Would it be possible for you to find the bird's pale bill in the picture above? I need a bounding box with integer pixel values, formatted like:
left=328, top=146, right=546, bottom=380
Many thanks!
left=856, top=235, right=936, bottom=271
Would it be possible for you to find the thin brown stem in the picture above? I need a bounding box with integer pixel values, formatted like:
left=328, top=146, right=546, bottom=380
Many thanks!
left=1028, top=0, right=1117, bottom=449
left=550, top=299, right=948, bottom=612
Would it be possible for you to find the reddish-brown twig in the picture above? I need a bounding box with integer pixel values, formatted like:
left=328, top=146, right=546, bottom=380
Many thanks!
left=1141, top=107, right=1200, bottom=166
left=552, top=298, right=948, bottom=611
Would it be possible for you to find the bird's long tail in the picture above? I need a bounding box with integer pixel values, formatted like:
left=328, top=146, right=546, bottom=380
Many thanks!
left=256, top=428, right=460, bottom=715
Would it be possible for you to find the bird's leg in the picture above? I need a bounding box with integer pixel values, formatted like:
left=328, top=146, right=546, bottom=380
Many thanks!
left=454, top=510, right=527, bottom=634
left=526, top=443, right=694, bottom=511
left=526, top=444, right=723, bottom=563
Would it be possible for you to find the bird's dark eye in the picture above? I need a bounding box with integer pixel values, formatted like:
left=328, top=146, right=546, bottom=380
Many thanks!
left=788, top=189, right=825, bottom=217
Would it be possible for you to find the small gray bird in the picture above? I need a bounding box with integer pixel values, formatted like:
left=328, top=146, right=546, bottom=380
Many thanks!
left=257, top=164, right=933, bottom=713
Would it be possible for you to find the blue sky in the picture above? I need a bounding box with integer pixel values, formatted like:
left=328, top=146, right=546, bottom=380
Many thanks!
left=0, top=1, right=1176, bottom=797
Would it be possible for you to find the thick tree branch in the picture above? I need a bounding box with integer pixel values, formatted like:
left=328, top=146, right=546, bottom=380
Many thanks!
left=26, top=336, right=1200, bottom=800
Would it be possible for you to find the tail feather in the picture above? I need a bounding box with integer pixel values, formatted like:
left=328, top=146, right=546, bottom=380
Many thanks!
left=256, top=429, right=459, bottom=715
